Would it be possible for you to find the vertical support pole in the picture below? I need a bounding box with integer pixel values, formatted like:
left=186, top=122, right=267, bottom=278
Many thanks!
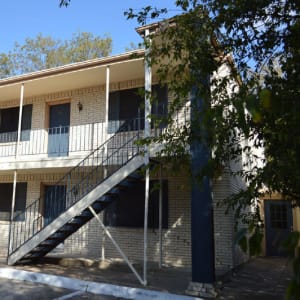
left=16, top=83, right=24, bottom=157
left=9, top=83, right=24, bottom=254
left=158, top=163, right=163, bottom=269
left=105, top=66, right=110, bottom=134
left=11, top=171, right=17, bottom=223
left=143, top=28, right=152, bottom=286
left=101, top=65, right=110, bottom=261
left=186, top=81, right=216, bottom=298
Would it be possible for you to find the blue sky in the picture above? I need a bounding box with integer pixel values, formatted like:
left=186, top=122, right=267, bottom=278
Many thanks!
left=0, top=0, right=178, bottom=55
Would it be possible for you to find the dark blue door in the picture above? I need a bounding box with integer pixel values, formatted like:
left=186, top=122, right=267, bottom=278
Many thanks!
left=264, top=200, right=293, bottom=256
left=44, top=185, right=66, bottom=226
left=48, top=103, right=70, bottom=157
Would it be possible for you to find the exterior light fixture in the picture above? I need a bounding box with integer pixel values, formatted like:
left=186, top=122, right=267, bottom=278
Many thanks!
left=77, top=101, right=83, bottom=111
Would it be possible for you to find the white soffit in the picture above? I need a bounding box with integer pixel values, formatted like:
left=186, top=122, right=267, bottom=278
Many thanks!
left=0, top=54, right=145, bottom=102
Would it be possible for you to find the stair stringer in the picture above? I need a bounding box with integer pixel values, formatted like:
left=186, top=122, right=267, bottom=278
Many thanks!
left=8, top=155, right=144, bottom=266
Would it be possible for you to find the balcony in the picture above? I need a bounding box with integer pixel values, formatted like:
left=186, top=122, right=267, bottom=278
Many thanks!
left=0, top=103, right=190, bottom=171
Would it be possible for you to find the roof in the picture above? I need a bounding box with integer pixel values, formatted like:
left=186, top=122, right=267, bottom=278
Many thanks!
left=0, top=50, right=145, bottom=102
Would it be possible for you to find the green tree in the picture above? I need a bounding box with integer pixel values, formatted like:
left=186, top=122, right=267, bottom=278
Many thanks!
left=0, top=31, right=112, bottom=78
left=125, top=1, right=299, bottom=297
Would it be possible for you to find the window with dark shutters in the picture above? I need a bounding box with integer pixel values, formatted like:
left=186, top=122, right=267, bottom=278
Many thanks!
left=108, top=85, right=168, bottom=133
left=0, top=104, right=32, bottom=143
left=104, top=180, right=168, bottom=229
left=0, top=182, right=27, bottom=221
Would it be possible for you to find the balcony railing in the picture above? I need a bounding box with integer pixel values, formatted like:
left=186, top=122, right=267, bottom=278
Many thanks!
left=0, top=120, right=141, bottom=158
left=0, top=105, right=190, bottom=160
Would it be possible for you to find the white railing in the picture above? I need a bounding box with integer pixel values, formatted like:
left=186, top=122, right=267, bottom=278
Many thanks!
left=0, top=122, right=108, bottom=158
left=0, top=106, right=190, bottom=160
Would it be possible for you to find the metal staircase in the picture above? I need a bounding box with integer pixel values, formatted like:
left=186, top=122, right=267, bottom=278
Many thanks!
left=8, top=120, right=145, bottom=265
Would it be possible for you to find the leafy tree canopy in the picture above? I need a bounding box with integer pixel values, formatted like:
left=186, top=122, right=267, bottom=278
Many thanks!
left=0, top=31, right=112, bottom=78
left=125, top=1, right=299, bottom=296
left=124, top=0, right=299, bottom=205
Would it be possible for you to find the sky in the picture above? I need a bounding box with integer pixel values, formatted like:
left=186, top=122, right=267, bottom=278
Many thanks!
left=0, top=0, right=178, bottom=56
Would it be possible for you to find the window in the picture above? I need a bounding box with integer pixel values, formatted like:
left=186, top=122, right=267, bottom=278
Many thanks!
left=0, top=183, right=27, bottom=221
left=108, top=85, right=168, bottom=133
left=0, top=104, right=32, bottom=143
left=270, top=204, right=288, bottom=229
left=104, top=180, right=168, bottom=228
left=43, top=185, right=67, bottom=225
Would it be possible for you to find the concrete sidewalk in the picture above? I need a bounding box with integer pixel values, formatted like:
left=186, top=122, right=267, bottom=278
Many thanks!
left=217, top=257, right=293, bottom=299
left=0, top=256, right=293, bottom=299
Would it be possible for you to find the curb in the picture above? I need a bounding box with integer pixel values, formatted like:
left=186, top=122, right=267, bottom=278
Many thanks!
left=0, top=268, right=202, bottom=300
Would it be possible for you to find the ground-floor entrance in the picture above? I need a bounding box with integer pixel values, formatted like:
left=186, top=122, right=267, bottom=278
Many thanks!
left=264, top=200, right=293, bottom=256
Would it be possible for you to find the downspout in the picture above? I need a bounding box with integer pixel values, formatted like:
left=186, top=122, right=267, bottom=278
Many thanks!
left=143, top=28, right=152, bottom=286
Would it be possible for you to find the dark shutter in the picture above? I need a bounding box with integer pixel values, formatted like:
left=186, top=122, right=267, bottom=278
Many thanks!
left=151, top=85, right=168, bottom=129
left=0, top=182, right=27, bottom=221
left=15, top=182, right=27, bottom=212
left=108, top=91, right=120, bottom=133
left=21, top=104, right=32, bottom=141
left=104, top=180, right=168, bottom=228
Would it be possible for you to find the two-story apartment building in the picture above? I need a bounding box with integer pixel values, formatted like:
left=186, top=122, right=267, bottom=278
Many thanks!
left=0, top=23, right=248, bottom=292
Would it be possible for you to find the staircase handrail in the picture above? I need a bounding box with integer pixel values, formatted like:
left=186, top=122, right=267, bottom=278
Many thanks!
left=8, top=118, right=142, bottom=255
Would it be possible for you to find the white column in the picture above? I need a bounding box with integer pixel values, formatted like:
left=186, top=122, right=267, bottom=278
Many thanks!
left=105, top=66, right=110, bottom=132
left=101, top=65, right=110, bottom=261
left=143, top=28, right=152, bottom=286
left=10, top=83, right=24, bottom=249
left=16, top=83, right=24, bottom=157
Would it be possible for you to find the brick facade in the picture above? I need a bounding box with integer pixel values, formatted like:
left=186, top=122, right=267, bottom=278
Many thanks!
left=0, top=79, right=247, bottom=275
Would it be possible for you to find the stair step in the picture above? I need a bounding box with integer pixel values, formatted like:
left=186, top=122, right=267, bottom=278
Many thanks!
left=78, top=210, right=93, bottom=218
left=127, top=174, right=142, bottom=181
left=97, top=195, right=114, bottom=202
left=48, top=232, right=68, bottom=240
left=57, top=224, right=77, bottom=232
left=91, top=202, right=102, bottom=211
left=30, top=246, right=50, bottom=253
left=69, top=217, right=85, bottom=225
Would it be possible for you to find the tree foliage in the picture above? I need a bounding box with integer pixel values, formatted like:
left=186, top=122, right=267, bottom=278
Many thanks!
left=125, top=1, right=299, bottom=296
left=0, top=31, right=112, bottom=78
left=125, top=0, right=299, bottom=213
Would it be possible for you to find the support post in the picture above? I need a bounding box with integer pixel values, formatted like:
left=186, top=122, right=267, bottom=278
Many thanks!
left=16, top=83, right=24, bottom=157
left=186, top=84, right=216, bottom=298
left=105, top=66, right=110, bottom=132
left=143, top=28, right=152, bottom=286
left=101, top=65, right=110, bottom=260
left=9, top=83, right=24, bottom=255
left=158, top=163, right=163, bottom=269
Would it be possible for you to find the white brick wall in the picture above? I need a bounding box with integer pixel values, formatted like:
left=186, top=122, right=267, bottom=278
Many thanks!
left=0, top=79, right=248, bottom=275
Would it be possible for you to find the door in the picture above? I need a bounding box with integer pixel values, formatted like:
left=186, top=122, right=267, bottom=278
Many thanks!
left=48, top=103, right=70, bottom=157
left=44, top=185, right=66, bottom=226
left=264, top=200, right=293, bottom=256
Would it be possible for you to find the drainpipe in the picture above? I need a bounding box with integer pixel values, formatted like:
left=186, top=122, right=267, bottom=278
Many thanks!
left=143, top=28, right=152, bottom=286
